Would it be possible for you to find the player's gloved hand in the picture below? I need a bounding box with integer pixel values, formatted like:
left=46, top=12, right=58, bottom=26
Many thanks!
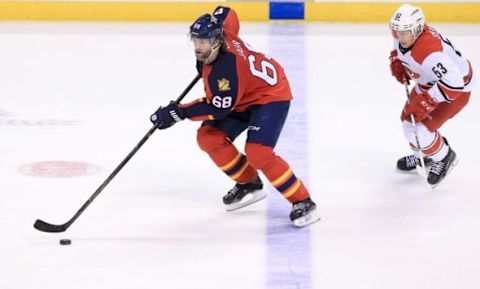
left=389, top=50, right=410, bottom=85
left=150, top=101, right=185, bottom=129
left=401, top=88, right=438, bottom=123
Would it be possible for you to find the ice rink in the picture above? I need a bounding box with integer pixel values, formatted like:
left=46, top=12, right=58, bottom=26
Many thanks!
left=1, top=22, right=479, bottom=289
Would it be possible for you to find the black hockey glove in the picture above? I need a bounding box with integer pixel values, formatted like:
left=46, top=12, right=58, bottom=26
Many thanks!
left=150, top=101, right=185, bottom=129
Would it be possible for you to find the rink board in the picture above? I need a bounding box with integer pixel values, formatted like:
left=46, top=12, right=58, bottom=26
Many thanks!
left=0, top=1, right=479, bottom=22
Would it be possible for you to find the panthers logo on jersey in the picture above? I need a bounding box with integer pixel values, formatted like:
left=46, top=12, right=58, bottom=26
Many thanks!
left=218, top=78, right=231, bottom=91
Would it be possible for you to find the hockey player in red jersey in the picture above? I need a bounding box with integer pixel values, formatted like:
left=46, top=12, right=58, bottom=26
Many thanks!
left=150, top=6, right=320, bottom=227
left=389, top=4, right=474, bottom=187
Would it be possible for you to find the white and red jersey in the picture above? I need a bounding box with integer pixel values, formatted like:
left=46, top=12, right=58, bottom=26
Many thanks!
left=393, top=25, right=474, bottom=103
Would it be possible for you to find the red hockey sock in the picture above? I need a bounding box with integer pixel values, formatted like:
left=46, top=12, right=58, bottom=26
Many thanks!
left=245, top=142, right=310, bottom=203
left=197, top=125, right=257, bottom=183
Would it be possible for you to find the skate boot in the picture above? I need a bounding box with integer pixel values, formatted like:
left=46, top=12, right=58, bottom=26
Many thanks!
left=397, top=154, right=432, bottom=172
left=223, top=176, right=266, bottom=211
left=289, top=198, right=321, bottom=227
left=427, top=147, right=458, bottom=188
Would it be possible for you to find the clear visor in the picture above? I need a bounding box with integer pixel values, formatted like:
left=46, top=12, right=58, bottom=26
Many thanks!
left=390, top=21, right=422, bottom=39
left=189, top=35, right=219, bottom=54
left=394, top=30, right=412, bottom=37
left=188, top=33, right=216, bottom=44
left=390, top=25, right=413, bottom=38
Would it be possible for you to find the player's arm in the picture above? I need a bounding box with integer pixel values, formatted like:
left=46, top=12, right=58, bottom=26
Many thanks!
left=212, top=6, right=240, bottom=37
left=423, top=52, right=464, bottom=103
left=180, top=53, right=240, bottom=121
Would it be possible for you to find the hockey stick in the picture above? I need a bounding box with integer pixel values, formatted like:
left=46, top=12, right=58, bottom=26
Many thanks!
left=404, top=83, right=429, bottom=180
left=34, top=74, right=201, bottom=233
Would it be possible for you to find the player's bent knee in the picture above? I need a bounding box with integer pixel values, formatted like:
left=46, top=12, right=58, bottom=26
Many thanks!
left=245, top=142, right=275, bottom=169
left=197, top=125, right=228, bottom=153
left=402, top=120, right=437, bottom=148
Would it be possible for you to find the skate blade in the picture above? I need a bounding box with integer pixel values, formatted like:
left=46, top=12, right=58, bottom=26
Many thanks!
left=396, top=168, right=425, bottom=175
left=415, top=164, right=428, bottom=178
left=430, top=157, right=459, bottom=189
left=225, top=190, right=267, bottom=212
left=293, top=208, right=321, bottom=228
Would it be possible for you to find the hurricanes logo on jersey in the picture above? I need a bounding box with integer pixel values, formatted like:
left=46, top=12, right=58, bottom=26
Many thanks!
left=218, top=78, right=231, bottom=91
left=404, top=67, right=421, bottom=79
left=402, top=63, right=421, bottom=79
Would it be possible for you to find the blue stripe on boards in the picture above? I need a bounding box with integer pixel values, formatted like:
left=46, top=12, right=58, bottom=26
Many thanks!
left=269, top=2, right=305, bottom=20
left=266, top=23, right=312, bottom=289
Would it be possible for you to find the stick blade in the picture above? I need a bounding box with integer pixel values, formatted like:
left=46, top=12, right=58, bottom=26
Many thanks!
left=33, top=219, right=67, bottom=233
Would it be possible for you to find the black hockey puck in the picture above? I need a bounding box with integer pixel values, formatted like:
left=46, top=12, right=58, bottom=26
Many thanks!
left=59, top=239, right=72, bottom=245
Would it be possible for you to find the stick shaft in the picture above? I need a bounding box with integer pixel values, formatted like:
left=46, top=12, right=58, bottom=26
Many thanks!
left=34, top=74, right=201, bottom=232
left=404, top=83, right=429, bottom=180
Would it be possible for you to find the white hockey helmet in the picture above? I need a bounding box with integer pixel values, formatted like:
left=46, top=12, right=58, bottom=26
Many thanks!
left=390, top=4, right=425, bottom=39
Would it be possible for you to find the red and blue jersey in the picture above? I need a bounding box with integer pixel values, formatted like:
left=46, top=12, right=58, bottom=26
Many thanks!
left=181, top=7, right=293, bottom=121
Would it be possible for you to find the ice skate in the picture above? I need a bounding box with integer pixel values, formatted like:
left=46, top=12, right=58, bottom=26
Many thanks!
left=396, top=154, right=432, bottom=172
left=428, top=147, right=458, bottom=188
left=290, top=198, right=321, bottom=227
left=223, top=177, right=266, bottom=211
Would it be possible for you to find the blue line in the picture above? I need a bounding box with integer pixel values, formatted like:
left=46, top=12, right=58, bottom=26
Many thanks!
left=266, top=23, right=311, bottom=289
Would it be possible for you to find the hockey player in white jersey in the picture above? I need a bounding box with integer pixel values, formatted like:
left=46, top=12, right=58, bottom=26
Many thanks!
left=389, top=4, right=474, bottom=187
